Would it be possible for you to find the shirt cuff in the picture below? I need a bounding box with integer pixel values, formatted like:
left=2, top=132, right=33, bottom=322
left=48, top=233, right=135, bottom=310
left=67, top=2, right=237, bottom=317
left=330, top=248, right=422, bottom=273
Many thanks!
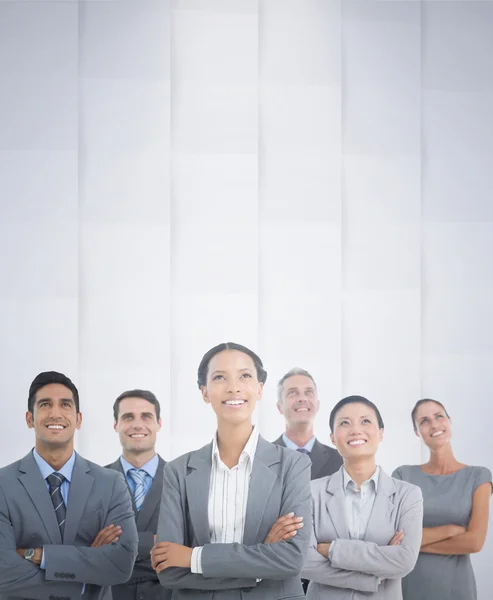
left=328, top=540, right=336, bottom=561
left=81, top=584, right=86, bottom=595
left=40, top=549, right=46, bottom=570
left=191, top=547, right=203, bottom=574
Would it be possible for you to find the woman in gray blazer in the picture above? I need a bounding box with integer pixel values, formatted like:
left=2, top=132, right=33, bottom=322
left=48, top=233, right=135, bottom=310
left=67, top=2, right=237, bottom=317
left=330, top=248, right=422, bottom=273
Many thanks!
left=302, top=395, right=423, bottom=600
left=150, top=342, right=312, bottom=599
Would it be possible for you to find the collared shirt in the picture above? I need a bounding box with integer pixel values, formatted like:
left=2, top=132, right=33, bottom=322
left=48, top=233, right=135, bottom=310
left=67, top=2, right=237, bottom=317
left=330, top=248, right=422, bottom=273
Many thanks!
left=282, top=433, right=316, bottom=453
left=33, top=448, right=76, bottom=504
left=33, top=449, right=80, bottom=590
left=191, top=427, right=260, bottom=574
left=329, top=467, right=380, bottom=560
left=120, top=454, right=158, bottom=498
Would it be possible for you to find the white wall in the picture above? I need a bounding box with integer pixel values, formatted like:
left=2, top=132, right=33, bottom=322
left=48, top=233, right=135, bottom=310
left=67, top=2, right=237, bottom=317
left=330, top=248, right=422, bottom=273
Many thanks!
left=0, top=1, right=492, bottom=596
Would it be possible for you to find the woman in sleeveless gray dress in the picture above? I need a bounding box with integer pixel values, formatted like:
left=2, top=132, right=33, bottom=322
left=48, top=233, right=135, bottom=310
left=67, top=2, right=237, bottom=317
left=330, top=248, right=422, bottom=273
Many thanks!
left=393, top=399, right=492, bottom=600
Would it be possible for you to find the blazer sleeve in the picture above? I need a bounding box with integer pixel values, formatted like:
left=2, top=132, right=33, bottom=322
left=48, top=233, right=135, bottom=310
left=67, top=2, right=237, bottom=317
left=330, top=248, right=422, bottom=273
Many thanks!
left=301, top=496, right=380, bottom=593
left=200, top=452, right=312, bottom=580
left=43, top=472, right=139, bottom=586
left=329, top=485, right=423, bottom=579
left=156, top=462, right=257, bottom=591
left=0, top=485, right=83, bottom=600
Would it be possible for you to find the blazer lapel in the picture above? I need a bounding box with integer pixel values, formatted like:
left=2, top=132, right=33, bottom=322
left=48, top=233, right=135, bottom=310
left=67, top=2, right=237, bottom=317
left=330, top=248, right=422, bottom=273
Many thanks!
left=63, top=454, right=94, bottom=544
left=243, top=437, right=279, bottom=546
left=364, top=469, right=396, bottom=542
left=138, top=456, right=165, bottom=530
left=109, top=458, right=138, bottom=514
left=186, top=444, right=213, bottom=546
left=326, top=468, right=350, bottom=539
left=18, top=452, right=63, bottom=544
left=310, top=439, right=329, bottom=480
left=272, top=435, right=285, bottom=447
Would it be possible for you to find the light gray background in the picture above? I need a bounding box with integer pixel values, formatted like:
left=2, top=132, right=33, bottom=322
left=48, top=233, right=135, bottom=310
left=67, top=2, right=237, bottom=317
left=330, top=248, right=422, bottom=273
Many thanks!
left=0, top=0, right=492, bottom=595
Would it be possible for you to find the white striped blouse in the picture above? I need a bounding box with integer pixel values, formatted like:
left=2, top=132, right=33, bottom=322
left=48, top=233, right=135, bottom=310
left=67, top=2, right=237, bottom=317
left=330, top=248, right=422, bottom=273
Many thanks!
left=190, top=426, right=260, bottom=573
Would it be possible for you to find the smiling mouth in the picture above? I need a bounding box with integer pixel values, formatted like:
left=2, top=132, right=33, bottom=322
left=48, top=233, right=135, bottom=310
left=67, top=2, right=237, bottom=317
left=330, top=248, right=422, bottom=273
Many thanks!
left=223, top=399, right=246, bottom=407
left=46, top=424, right=67, bottom=431
left=348, top=439, right=367, bottom=446
left=294, top=407, right=310, bottom=412
left=129, top=433, right=148, bottom=439
left=431, top=431, right=445, bottom=438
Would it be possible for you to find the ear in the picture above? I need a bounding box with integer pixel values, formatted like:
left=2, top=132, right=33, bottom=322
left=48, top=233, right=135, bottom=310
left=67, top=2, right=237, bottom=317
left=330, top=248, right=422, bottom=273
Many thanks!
left=378, top=428, right=384, bottom=443
left=113, top=420, right=118, bottom=433
left=201, top=385, right=210, bottom=404
left=26, top=411, right=34, bottom=429
left=276, top=401, right=284, bottom=416
left=157, top=418, right=162, bottom=432
left=76, top=412, right=83, bottom=430
left=330, top=432, right=336, bottom=447
left=256, top=381, right=264, bottom=400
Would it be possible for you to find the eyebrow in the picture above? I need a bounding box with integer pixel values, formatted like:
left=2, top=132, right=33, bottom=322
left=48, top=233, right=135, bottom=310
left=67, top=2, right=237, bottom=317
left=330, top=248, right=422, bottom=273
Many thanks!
left=120, top=411, right=155, bottom=418
left=421, top=412, right=442, bottom=420
left=36, top=397, right=74, bottom=404
left=211, top=368, right=253, bottom=375
left=338, top=414, right=371, bottom=420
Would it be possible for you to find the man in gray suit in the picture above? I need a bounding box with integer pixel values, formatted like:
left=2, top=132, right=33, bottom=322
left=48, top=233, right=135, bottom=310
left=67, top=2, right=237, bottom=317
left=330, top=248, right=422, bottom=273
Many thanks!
left=0, top=371, right=138, bottom=600
left=106, top=389, right=171, bottom=600
left=273, top=368, right=342, bottom=480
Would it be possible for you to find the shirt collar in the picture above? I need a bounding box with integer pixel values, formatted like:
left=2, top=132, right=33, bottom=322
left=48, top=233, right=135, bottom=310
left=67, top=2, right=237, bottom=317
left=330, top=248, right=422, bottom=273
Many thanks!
left=33, top=448, right=76, bottom=483
left=120, top=454, right=159, bottom=479
left=343, top=466, right=380, bottom=492
left=282, top=433, right=316, bottom=453
left=212, top=426, right=260, bottom=467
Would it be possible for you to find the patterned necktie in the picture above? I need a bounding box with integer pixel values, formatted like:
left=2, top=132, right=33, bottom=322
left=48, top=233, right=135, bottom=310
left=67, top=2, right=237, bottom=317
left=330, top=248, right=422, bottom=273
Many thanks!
left=297, top=448, right=312, bottom=461
left=128, top=469, right=147, bottom=511
left=46, top=472, right=66, bottom=537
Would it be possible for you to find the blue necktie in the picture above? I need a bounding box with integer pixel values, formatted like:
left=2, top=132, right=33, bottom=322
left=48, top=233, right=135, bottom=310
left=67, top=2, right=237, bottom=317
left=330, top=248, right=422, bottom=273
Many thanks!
left=297, top=448, right=312, bottom=461
left=47, top=472, right=66, bottom=536
left=128, top=469, right=147, bottom=511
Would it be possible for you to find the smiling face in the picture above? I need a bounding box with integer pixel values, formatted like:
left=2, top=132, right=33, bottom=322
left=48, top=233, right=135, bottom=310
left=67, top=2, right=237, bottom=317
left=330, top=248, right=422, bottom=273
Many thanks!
left=114, top=397, right=162, bottom=455
left=201, top=349, right=263, bottom=426
left=277, top=374, right=320, bottom=427
left=330, top=402, right=383, bottom=460
left=26, top=383, right=82, bottom=449
left=414, top=401, right=451, bottom=448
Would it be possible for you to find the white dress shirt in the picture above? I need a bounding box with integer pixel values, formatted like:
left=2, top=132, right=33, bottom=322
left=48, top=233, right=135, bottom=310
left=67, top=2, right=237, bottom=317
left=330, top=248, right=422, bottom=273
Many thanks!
left=191, top=426, right=260, bottom=574
left=329, top=467, right=380, bottom=559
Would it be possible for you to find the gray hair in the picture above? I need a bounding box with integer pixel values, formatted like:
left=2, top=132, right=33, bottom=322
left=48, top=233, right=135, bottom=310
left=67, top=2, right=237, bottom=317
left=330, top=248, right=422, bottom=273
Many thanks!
left=277, top=367, right=317, bottom=404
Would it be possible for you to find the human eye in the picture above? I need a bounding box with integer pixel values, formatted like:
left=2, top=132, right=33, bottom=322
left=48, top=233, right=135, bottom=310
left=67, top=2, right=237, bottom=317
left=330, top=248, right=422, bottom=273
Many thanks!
left=241, top=373, right=252, bottom=378
left=212, top=374, right=224, bottom=381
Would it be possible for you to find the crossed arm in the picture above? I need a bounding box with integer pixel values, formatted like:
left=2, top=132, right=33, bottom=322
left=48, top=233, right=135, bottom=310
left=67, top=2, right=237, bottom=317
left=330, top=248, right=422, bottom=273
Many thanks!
left=420, top=482, right=491, bottom=555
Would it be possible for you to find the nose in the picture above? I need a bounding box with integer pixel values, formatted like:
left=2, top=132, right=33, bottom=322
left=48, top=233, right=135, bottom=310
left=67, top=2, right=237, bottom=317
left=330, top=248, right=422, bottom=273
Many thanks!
left=228, top=379, right=242, bottom=394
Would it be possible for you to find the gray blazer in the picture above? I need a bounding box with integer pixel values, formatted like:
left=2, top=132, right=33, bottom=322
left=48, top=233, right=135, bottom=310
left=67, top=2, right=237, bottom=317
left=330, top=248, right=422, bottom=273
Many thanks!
left=302, top=467, right=423, bottom=599
left=0, top=451, right=138, bottom=600
left=155, top=436, right=312, bottom=599
left=106, top=456, right=171, bottom=600
left=272, top=436, right=343, bottom=481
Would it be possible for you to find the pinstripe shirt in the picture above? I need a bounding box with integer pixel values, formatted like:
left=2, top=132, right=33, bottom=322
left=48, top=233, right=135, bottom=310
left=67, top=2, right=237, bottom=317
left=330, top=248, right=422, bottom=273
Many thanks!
left=191, top=426, right=260, bottom=573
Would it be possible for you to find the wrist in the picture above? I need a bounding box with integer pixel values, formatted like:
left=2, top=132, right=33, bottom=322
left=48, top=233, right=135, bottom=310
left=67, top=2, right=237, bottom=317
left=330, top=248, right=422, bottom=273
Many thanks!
left=34, top=548, right=43, bottom=565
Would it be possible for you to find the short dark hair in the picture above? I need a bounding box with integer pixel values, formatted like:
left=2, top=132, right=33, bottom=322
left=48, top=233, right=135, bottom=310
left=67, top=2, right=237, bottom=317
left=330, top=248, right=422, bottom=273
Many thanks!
left=28, top=371, right=80, bottom=414
left=411, top=398, right=450, bottom=433
left=113, top=389, right=161, bottom=422
left=197, top=342, right=267, bottom=388
left=329, top=395, right=384, bottom=433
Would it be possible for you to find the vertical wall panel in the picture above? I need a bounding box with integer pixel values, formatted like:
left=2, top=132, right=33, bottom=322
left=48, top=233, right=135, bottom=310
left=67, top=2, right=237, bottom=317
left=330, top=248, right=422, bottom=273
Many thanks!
left=421, top=3, right=493, bottom=596
left=341, top=0, right=422, bottom=473
left=78, top=0, right=171, bottom=463
left=0, top=1, right=79, bottom=463
left=170, top=0, right=259, bottom=457
left=259, top=0, right=343, bottom=443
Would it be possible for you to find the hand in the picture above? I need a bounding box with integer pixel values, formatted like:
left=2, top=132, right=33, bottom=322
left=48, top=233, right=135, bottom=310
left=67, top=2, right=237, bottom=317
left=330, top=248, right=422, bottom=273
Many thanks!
left=316, top=543, right=331, bottom=558
left=449, top=525, right=466, bottom=537
left=264, top=513, right=304, bottom=544
left=389, top=530, right=404, bottom=546
left=16, top=548, right=42, bottom=565
left=91, top=524, right=122, bottom=547
left=151, top=542, right=192, bottom=573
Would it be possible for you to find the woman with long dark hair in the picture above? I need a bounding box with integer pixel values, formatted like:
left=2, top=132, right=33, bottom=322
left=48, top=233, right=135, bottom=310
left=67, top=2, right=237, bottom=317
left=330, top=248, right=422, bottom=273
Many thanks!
left=151, top=342, right=312, bottom=599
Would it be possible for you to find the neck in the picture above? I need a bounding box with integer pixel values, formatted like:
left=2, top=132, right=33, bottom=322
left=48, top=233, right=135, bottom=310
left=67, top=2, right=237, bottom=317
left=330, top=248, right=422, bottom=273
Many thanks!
left=343, top=458, right=377, bottom=489
left=216, top=421, right=254, bottom=468
left=284, top=424, right=315, bottom=448
left=123, top=448, right=156, bottom=469
left=35, top=441, right=74, bottom=472
left=425, top=444, right=460, bottom=473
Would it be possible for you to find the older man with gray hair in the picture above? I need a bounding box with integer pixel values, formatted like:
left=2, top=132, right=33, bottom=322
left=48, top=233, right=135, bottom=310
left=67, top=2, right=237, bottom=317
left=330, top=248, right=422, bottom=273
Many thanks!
left=273, top=367, right=342, bottom=481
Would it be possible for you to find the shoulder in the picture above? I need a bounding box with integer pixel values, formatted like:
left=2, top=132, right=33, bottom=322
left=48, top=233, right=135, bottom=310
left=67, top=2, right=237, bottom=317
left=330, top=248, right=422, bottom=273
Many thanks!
left=84, top=457, right=122, bottom=482
left=391, top=464, right=419, bottom=481
left=271, top=434, right=284, bottom=446
left=0, top=458, right=22, bottom=482
left=104, top=458, right=121, bottom=470
left=467, top=465, right=492, bottom=491
left=310, top=474, right=330, bottom=495
left=314, top=439, right=338, bottom=455
left=392, top=476, right=423, bottom=502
